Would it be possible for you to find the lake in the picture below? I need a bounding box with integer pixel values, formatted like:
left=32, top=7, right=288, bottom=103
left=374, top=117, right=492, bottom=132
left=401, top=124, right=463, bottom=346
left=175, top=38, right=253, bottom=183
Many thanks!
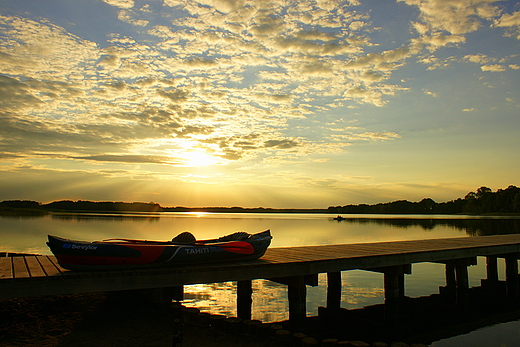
left=2, top=212, right=520, bottom=346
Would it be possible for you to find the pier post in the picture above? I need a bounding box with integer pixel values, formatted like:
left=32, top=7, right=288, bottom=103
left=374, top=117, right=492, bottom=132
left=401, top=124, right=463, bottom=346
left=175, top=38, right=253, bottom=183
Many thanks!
left=237, top=280, right=253, bottom=320
left=486, top=256, right=499, bottom=282
left=287, top=275, right=307, bottom=323
left=441, top=258, right=476, bottom=307
left=326, top=272, right=342, bottom=310
left=445, top=262, right=456, bottom=292
left=455, top=262, right=470, bottom=308
left=384, top=266, right=401, bottom=323
left=505, top=255, right=520, bottom=301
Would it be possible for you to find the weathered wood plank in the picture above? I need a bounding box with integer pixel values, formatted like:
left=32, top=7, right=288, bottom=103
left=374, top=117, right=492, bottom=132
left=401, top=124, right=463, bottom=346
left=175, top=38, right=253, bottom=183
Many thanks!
left=12, top=257, right=30, bottom=279
left=38, top=256, right=63, bottom=277
left=25, top=256, right=47, bottom=278
left=0, top=257, right=12, bottom=279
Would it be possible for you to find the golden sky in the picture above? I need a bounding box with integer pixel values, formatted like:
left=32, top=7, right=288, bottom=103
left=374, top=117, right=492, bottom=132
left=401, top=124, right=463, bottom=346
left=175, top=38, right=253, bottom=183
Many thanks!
left=0, top=0, right=519, bottom=208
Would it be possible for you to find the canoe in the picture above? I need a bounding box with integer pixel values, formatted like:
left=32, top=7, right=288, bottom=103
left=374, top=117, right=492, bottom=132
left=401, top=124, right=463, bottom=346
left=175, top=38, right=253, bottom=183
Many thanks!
left=47, top=230, right=272, bottom=271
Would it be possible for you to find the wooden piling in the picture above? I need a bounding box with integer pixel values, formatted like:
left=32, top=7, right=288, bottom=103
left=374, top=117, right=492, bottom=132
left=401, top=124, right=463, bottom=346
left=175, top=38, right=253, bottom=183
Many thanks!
left=327, top=271, right=342, bottom=310
left=505, top=255, right=520, bottom=301
left=288, top=275, right=307, bottom=322
left=224, top=317, right=243, bottom=334
left=455, top=261, right=470, bottom=308
left=209, top=314, right=227, bottom=329
left=301, top=337, right=319, bottom=346
left=445, top=261, right=456, bottom=292
left=275, top=329, right=292, bottom=344
left=486, top=256, right=499, bottom=282
left=322, top=338, right=338, bottom=346
left=243, top=319, right=262, bottom=335
left=292, top=332, right=307, bottom=346
left=384, top=266, right=401, bottom=323
left=237, top=279, right=253, bottom=320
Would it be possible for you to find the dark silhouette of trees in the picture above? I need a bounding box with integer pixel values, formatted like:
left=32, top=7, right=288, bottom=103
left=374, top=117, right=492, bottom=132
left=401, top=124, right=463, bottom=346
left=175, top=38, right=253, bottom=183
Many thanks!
left=2, top=185, right=520, bottom=215
left=328, top=185, right=520, bottom=215
left=0, top=200, right=41, bottom=209
left=41, top=200, right=162, bottom=212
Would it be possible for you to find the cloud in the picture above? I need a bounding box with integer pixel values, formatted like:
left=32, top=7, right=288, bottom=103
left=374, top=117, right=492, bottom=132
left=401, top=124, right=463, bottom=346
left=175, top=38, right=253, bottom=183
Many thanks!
left=72, top=154, right=178, bottom=164
left=330, top=128, right=401, bottom=141
left=102, top=0, right=135, bottom=9
left=264, top=139, right=299, bottom=149
left=400, top=0, right=499, bottom=35
left=117, top=10, right=149, bottom=27
left=495, top=11, right=520, bottom=27
left=3, top=0, right=515, bottom=179
left=0, top=75, right=44, bottom=112
left=0, top=15, right=99, bottom=81
left=481, top=64, right=506, bottom=71
left=495, top=11, right=520, bottom=39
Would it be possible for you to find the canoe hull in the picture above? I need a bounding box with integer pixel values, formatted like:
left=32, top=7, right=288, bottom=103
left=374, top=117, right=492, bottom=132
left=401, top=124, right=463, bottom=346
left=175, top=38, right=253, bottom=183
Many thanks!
left=47, top=230, right=272, bottom=271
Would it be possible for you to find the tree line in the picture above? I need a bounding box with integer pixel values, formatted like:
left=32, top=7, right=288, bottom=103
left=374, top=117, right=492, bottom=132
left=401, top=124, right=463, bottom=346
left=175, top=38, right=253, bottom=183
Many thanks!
left=1, top=185, right=520, bottom=215
left=327, top=185, right=520, bottom=215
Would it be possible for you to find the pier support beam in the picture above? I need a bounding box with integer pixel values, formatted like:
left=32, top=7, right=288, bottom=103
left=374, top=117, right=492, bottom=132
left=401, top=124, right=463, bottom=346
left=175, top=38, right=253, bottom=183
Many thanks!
left=445, top=262, right=456, bottom=293
left=326, top=271, right=342, bottom=310
left=486, top=256, right=499, bottom=283
left=287, top=275, right=307, bottom=323
left=439, top=257, right=476, bottom=308
left=366, top=265, right=410, bottom=323
left=505, top=255, right=520, bottom=301
left=237, top=280, right=253, bottom=320
left=455, top=261, right=470, bottom=308
left=383, top=266, right=402, bottom=323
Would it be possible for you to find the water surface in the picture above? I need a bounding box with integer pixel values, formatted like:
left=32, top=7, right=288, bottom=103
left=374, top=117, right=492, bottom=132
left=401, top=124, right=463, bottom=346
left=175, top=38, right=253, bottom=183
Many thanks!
left=2, top=212, right=520, bottom=346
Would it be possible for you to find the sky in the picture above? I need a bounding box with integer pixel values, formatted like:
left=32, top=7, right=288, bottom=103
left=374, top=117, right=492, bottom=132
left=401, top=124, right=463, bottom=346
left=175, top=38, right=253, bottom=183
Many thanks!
left=0, top=0, right=519, bottom=208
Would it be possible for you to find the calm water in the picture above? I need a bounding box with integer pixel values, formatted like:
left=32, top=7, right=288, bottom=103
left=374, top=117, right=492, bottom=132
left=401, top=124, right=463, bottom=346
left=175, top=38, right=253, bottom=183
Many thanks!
left=2, top=212, right=520, bottom=346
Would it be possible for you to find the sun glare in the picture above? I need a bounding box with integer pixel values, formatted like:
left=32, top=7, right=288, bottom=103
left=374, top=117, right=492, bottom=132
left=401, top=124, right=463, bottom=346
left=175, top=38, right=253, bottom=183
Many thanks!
left=183, top=151, right=218, bottom=167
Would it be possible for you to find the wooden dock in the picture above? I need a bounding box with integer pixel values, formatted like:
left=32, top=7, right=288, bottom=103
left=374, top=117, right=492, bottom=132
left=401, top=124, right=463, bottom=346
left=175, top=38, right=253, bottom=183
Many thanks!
left=2, top=234, right=520, bottom=322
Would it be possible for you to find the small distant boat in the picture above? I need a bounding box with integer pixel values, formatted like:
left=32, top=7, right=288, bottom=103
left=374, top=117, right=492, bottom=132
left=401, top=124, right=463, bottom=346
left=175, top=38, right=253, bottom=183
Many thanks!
left=333, top=215, right=346, bottom=221
left=47, top=230, right=272, bottom=271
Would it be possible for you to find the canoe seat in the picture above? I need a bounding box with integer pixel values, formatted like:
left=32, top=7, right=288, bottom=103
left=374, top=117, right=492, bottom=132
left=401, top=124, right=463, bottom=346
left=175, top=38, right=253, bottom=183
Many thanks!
left=218, top=232, right=251, bottom=241
left=171, top=232, right=196, bottom=244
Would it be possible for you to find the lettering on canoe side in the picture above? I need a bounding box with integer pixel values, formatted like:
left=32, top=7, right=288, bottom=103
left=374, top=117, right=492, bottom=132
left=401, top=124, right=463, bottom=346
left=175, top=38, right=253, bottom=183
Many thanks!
left=185, top=247, right=210, bottom=255
left=63, top=243, right=98, bottom=251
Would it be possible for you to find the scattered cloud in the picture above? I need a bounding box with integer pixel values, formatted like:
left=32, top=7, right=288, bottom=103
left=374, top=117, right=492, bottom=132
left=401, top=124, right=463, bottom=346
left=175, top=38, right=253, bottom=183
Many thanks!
left=0, top=0, right=519, bottom=207
left=102, top=0, right=135, bottom=9
left=71, top=155, right=178, bottom=165
left=481, top=64, right=507, bottom=71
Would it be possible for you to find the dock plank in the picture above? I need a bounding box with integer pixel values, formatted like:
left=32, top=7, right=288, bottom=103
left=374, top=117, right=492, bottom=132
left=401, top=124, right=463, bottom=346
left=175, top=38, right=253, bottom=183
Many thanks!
left=25, top=256, right=47, bottom=278
left=12, top=257, right=30, bottom=279
left=38, top=256, right=63, bottom=277
left=0, top=257, right=12, bottom=279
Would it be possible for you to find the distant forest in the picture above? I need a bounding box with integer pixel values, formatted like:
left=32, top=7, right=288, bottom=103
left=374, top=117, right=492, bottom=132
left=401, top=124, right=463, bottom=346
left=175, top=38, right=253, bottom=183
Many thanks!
left=1, top=185, right=520, bottom=215
left=328, top=185, right=520, bottom=215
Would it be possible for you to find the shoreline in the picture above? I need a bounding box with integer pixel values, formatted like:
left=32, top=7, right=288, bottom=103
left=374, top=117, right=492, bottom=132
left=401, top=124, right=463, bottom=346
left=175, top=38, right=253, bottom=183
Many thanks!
left=0, top=292, right=285, bottom=347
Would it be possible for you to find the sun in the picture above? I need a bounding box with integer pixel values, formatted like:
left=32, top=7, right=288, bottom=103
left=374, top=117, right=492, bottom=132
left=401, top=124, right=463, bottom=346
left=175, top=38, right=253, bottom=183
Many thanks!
left=183, top=150, right=218, bottom=167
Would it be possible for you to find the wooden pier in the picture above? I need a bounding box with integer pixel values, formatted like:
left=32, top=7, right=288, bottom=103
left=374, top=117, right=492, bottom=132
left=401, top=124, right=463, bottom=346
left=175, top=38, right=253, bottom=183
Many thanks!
left=2, top=234, right=520, bottom=323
